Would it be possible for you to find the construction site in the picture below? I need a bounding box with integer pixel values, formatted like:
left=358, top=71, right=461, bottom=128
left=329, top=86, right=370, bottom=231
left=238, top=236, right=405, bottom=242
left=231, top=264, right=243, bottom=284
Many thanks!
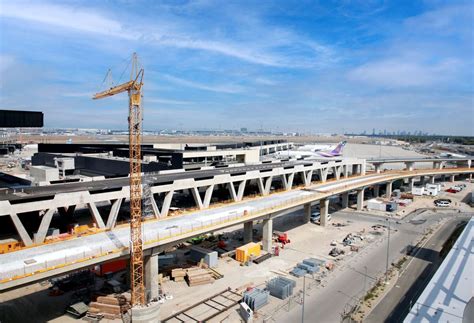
left=0, top=53, right=473, bottom=323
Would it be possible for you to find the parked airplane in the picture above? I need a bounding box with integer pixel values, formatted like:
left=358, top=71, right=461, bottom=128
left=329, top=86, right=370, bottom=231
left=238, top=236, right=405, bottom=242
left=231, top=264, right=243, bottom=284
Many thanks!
left=297, top=141, right=345, bottom=152
left=274, top=141, right=347, bottom=159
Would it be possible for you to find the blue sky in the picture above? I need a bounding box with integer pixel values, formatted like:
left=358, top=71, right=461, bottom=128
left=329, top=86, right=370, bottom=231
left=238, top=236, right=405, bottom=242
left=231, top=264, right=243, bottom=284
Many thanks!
left=0, top=0, right=472, bottom=134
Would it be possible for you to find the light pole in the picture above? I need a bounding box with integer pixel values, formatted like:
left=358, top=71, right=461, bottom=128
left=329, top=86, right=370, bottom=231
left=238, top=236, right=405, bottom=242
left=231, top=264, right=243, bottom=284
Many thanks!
left=302, top=274, right=306, bottom=323
left=385, top=217, right=391, bottom=283
left=364, top=266, right=368, bottom=293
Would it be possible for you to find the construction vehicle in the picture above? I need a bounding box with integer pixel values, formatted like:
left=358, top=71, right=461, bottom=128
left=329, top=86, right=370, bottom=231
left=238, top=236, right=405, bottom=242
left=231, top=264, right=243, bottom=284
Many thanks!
left=273, top=231, right=291, bottom=245
left=93, top=53, right=146, bottom=306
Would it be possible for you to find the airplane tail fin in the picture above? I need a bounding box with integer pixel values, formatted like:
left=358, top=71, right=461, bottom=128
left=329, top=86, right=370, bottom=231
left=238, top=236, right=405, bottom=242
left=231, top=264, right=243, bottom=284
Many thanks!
left=331, top=141, right=347, bottom=154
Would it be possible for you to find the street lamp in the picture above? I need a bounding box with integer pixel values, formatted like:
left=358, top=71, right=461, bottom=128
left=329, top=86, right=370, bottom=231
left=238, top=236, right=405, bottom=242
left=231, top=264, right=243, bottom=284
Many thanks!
left=385, top=217, right=391, bottom=284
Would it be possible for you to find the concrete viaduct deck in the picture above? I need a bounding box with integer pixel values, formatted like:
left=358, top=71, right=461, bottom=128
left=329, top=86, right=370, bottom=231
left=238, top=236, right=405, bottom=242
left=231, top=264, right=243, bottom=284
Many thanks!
left=0, top=165, right=472, bottom=292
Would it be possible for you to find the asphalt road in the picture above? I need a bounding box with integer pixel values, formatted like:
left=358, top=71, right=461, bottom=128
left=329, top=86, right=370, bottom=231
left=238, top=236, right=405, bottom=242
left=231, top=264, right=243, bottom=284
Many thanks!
left=365, top=216, right=469, bottom=323
left=275, top=210, right=472, bottom=323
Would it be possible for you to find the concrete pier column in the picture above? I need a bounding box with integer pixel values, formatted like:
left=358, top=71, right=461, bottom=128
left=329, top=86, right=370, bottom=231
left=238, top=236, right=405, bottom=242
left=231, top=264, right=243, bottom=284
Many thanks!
left=319, top=198, right=329, bottom=227
left=433, top=162, right=442, bottom=169
left=341, top=192, right=349, bottom=209
left=374, top=163, right=382, bottom=174
left=352, top=164, right=359, bottom=176
left=373, top=185, right=380, bottom=197
left=303, top=203, right=311, bottom=223
left=469, top=173, right=472, bottom=182
left=262, top=218, right=273, bottom=253
left=386, top=181, right=393, bottom=198
left=420, top=176, right=426, bottom=186
left=429, top=176, right=435, bottom=184
left=145, top=253, right=159, bottom=301
left=357, top=189, right=365, bottom=211
left=449, top=175, right=455, bottom=182
left=409, top=178, right=415, bottom=191
left=405, top=162, right=415, bottom=171
left=243, top=221, right=253, bottom=243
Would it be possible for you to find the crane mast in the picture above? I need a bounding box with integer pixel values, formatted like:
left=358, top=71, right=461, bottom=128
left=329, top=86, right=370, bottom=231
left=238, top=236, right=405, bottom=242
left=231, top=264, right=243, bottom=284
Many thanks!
left=93, top=53, right=146, bottom=306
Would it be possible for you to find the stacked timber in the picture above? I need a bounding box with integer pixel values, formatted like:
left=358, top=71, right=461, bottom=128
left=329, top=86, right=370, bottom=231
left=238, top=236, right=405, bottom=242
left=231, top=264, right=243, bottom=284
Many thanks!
left=171, top=268, right=186, bottom=282
left=185, top=267, right=214, bottom=287
left=87, top=295, right=130, bottom=320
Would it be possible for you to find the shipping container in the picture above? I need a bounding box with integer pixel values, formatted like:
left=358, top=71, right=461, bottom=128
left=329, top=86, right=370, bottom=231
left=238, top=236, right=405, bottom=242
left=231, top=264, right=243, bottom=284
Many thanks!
left=236, top=242, right=261, bottom=262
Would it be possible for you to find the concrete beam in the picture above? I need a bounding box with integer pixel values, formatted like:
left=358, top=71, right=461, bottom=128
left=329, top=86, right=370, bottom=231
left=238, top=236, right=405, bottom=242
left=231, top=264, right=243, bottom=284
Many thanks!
left=341, top=192, right=349, bottom=209
left=301, top=170, right=314, bottom=187
left=243, top=221, right=253, bottom=243
left=281, top=173, right=294, bottom=191
left=149, top=194, right=160, bottom=219
left=10, top=212, right=33, bottom=246
left=202, top=185, right=214, bottom=208
left=191, top=187, right=204, bottom=210
left=319, top=198, right=329, bottom=227
left=318, top=168, right=328, bottom=183
left=342, top=165, right=349, bottom=178
left=160, top=190, right=174, bottom=217
left=87, top=202, right=105, bottom=229
left=257, top=176, right=273, bottom=196
left=262, top=218, right=273, bottom=253
left=106, top=198, right=123, bottom=229
left=228, top=180, right=247, bottom=202
left=357, top=188, right=365, bottom=211
left=35, top=208, right=56, bottom=244
left=303, top=203, right=311, bottom=223
left=145, top=253, right=159, bottom=302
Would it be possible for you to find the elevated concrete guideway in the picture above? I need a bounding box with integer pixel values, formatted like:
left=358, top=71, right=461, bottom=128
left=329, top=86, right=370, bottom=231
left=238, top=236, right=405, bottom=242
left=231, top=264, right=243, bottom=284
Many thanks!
left=0, top=167, right=472, bottom=291
left=367, top=157, right=472, bottom=173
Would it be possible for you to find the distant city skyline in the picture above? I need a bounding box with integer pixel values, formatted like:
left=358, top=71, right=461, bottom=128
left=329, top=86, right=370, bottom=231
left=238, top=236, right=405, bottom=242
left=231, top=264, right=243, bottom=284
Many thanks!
left=0, top=1, right=473, bottom=135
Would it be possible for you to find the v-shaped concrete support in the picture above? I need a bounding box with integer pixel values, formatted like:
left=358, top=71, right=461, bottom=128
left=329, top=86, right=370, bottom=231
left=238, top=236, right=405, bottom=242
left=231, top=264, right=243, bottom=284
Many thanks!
left=228, top=180, right=247, bottom=202
left=281, top=173, right=294, bottom=190
left=257, top=176, right=273, bottom=196
left=10, top=212, right=33, bottom=246
left=35, top=208, right=57, bottom=244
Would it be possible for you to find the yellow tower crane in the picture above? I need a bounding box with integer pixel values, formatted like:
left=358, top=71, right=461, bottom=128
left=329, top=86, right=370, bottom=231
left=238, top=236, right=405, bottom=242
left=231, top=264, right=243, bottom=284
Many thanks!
left=93, top=53, right=146, bottom=306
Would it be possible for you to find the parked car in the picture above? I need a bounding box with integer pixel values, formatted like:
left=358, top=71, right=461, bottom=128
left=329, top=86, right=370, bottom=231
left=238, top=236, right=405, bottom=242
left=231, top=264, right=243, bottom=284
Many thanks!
left=310, top=212, right=320, bottom=223
left=434, top=199, right=451, bottom=207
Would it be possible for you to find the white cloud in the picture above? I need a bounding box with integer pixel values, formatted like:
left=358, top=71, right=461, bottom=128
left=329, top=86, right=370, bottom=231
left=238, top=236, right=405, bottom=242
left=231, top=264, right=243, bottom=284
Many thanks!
left=347, top=58, right=462, bottom=87
left=146, top=97, right=195, bottom=105
left=0, top=1, right=138, bottom=39
left=161, top=74, right=245, bottom=94
left=0, top=1, right=336, bottom=68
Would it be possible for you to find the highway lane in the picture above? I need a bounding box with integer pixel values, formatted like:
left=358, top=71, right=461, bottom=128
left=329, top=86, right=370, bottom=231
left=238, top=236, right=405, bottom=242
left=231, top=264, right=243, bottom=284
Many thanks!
left=275, top=211, right=472, bottom=323
left=365, top=217, right=468, bottom=323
